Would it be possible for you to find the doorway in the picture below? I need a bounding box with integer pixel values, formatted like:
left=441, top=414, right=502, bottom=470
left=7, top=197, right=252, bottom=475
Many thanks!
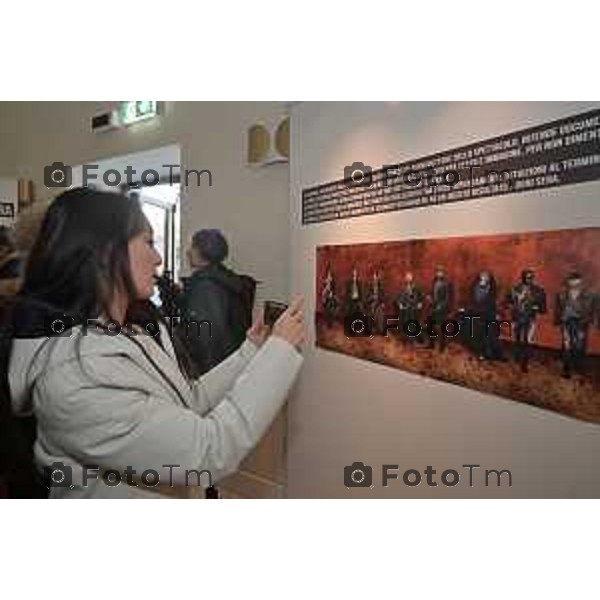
left=131, top=183, right=180, bottom=278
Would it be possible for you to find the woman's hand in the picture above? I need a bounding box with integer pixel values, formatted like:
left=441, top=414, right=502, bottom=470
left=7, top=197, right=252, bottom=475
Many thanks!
left=246, top=305, right=270, bottom=348
left=272, top=296, right=304, bottom=350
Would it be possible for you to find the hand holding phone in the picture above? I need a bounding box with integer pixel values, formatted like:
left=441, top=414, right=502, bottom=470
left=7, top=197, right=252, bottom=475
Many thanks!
left=270, top=296, right=304, bottom=350
left=264, top=300, right=289, bottom=328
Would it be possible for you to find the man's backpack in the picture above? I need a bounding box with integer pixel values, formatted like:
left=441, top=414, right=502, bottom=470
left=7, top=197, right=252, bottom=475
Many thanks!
left=227, top=274, right=257, bottom=343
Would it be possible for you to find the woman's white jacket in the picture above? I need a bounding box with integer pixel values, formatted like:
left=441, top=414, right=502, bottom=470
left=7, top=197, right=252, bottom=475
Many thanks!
left=9, top=323, right=303, bottom=498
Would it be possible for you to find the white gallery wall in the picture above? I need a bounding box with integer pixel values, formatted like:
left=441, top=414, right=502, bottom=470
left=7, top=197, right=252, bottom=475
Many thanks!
left=288, top=101, right=600, bottom=498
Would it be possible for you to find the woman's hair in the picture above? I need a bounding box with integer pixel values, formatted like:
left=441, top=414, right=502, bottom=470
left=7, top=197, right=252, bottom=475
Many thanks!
left=0, top=187, right=153, bottom=496
left=191, top=228, right=228, bottom=265
left=22, top=187, right=148, bottom=320
left=14, top=198, right=49, bottom=255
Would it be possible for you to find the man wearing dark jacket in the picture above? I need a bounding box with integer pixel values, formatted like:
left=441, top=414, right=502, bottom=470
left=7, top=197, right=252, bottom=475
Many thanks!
left=180, top=229, right=256, bottom=374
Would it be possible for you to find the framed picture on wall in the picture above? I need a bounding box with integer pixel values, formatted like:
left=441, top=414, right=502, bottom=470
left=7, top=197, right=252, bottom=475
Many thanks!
left=0, top=200, right=16, bottom=225
left=316, top=225, right=600, bottom=423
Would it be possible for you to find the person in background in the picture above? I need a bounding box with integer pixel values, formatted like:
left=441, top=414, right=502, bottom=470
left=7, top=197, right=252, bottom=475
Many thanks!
left=0, top=206, right=46, bottom=499
left=0, top=225, right=20, bottom=497
left=0, top=226, right=21, bottom=299
left=179, top=229, right=258, bottom=374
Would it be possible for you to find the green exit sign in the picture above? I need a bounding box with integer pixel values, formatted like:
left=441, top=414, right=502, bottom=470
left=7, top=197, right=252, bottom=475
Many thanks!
left=118, top=101, right=158, bottom=126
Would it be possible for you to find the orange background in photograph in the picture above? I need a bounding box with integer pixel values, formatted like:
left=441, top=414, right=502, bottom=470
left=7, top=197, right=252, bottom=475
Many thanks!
left=316, top=226, right=600, bottom=354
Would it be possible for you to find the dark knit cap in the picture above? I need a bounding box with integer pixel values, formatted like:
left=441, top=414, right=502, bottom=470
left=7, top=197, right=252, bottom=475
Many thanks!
left=192, top=228, right=229, bottom=264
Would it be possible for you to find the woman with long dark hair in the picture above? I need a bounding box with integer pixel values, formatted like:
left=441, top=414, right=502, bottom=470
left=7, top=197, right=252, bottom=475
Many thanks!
left=0, top=187, right=304, bottom=498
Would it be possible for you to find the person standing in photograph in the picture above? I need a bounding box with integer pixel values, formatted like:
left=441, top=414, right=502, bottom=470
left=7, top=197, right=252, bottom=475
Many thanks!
left=505, top=269, right=546, bottom=372
left=426, top=266, right=454, bottom=352
left=344, top=266, right=364, bottom=317
left=468, top=270, right=504, bottom=361
left=321, top=265, right=338, bottom=327
left=394, top=271, right=424, bottom=344
left=366, top=269, right=385, bottom=334
left=554, top=271, right=595, bottom=378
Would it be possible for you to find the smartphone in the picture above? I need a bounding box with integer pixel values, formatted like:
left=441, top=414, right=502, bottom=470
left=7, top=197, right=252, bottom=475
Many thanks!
left=264, top=300, right=289, bottom=327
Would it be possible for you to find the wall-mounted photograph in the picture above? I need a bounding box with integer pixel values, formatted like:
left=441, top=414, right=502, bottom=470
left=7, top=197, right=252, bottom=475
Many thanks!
left=316, top=226, right=600, bottom=423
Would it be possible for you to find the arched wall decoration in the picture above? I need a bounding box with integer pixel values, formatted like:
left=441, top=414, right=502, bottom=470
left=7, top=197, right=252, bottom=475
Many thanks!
left=247, top=117, right=289, bottom=166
